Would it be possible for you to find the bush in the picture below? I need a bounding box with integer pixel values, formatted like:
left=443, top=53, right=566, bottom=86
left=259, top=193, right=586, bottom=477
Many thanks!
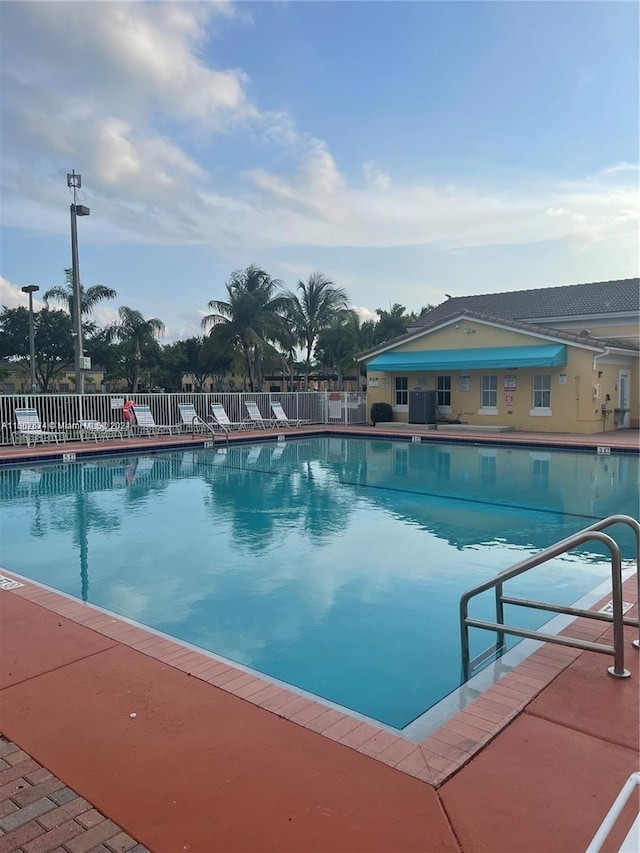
left=371, top=402, right=393, bottom=425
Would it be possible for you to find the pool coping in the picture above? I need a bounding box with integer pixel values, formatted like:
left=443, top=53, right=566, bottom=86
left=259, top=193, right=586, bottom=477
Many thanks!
left=0, top=423, right=638, bottom=469
left=2, top=567, right=636, bottom=788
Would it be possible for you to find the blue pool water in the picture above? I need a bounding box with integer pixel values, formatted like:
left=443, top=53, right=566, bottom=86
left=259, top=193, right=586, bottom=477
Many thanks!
left=1, top=437, right=637, bottom=729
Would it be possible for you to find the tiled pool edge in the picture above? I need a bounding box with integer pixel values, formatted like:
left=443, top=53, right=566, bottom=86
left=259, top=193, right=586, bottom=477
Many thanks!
left=1, top=423, right=638, bottom=469
left=3, top=570, right=636, bottom=788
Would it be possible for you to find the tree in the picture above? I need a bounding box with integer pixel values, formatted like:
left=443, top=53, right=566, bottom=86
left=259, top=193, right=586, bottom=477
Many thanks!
left=373, top=303, right=413, bottom=344
left=202, top=265, right=290, bottom=392
left=315, top=311, right=367, bottom=390
left=43, top=269, right=117, bottom=316
left=106, top=307, right=165, bottom=392
left=84, top=328, right=126, bottom=389
left=285, top=272, right=350, bottom=388
left=0, top=306, right=74, bottom=391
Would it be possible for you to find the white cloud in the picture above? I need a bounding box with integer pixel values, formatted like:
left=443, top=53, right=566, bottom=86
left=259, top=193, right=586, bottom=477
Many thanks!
left=0, top=1, right=637, bottom=272
left=0, top=277, right=45, bottom=310
left=351, top=305, right=377, bottom=323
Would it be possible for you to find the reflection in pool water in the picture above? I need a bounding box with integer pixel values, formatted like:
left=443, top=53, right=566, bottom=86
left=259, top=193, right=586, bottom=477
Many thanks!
left=0, top=438, right=637, bottom=728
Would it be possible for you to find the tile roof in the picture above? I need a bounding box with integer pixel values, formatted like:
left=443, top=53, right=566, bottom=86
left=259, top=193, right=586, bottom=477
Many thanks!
left=409, top=278, right=639, bottom=331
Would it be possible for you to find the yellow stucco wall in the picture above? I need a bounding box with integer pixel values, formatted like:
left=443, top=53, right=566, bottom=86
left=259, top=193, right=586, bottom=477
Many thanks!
left=365, top=321, right=638, bottom=434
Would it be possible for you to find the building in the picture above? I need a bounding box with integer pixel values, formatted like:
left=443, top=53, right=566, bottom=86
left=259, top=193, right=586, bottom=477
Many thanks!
left=357, top=278, right=639, bottom=434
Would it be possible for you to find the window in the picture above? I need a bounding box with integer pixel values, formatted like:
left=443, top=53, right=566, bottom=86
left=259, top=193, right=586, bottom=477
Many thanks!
left=184, top=383, right=193, bottom=392
left=395, top=376, right=408, bottom=406
left=436, top=375, right=451, bottom=407
left=481, top=375, right=497, bottom=408
left=59, top=383, right=70, bottom=393
left=532, top=374, right=551, bottom=409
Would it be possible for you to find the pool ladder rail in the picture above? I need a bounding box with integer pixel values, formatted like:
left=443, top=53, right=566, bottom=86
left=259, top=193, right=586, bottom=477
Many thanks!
left=460, top=514, right=639, bottom=681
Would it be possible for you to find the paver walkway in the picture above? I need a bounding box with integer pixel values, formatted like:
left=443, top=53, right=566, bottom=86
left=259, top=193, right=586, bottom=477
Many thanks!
left=0, top=736, right=148, bottom=853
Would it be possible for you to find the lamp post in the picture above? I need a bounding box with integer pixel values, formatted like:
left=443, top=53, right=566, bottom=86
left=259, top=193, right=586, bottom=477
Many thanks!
left=21, top=285, right=39, bottom=394
left=67, top=171, right=90, bottom=394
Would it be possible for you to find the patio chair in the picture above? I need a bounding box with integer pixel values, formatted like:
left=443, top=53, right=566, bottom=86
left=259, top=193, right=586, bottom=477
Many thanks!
left=211, top=403, right=248, bottom=432
left=270, top=401, right=310, bottom=427
left=244, top=400, right=275, bottom=429
left=79, top=420, right=128, bottom=443
left=132, top=405, right=175, bottom=437
left=178, top=403, right=216, bottom=435
left=13, top=408, right=66, bottom=447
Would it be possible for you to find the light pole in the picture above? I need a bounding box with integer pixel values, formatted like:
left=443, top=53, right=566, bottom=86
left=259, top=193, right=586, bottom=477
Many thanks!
left=21, top=285, right=39, bottom=394
left=67, top=171, right=90, bottom=394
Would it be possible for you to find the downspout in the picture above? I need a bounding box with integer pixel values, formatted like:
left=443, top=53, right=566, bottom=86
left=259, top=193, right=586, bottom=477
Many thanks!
left=592, top=347, right=610, bottom=373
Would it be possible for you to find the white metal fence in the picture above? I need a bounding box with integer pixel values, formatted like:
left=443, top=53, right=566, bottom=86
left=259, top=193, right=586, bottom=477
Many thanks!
left=0, top=391, right=368, bottom=445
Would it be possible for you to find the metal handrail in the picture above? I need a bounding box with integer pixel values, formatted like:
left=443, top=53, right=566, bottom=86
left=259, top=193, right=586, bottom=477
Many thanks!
left=586, top=772, right=640, bottom=853
left=460, top=515, right=640, bottom=681
left=190, top=415, right=217, bottom=440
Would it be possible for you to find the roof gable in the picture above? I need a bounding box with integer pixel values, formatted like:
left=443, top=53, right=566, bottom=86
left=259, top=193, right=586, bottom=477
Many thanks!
left=357, top=310, right=640, bottom=361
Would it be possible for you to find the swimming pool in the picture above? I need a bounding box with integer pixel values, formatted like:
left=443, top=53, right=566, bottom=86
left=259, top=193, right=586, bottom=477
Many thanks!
left=1, top=437, right=637, bottom=729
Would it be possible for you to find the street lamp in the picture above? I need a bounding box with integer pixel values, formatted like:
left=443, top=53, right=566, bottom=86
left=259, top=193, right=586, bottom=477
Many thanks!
left=67, top=171, right=90, bottom=394
left=21, top=285, right=39, bottom=394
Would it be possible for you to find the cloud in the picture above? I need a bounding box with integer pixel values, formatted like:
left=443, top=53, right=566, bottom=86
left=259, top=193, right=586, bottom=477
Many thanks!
left=0, top=1, right=637, bottom=267
left=0, top=277, right=45, bottom=310
left=351, top=305, right=377, bottom=323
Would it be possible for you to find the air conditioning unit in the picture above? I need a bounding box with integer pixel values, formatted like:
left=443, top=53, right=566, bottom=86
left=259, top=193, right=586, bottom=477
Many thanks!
left=592, top=384, right=601, bottom=400
left=80, top=356, right=92, bottom=370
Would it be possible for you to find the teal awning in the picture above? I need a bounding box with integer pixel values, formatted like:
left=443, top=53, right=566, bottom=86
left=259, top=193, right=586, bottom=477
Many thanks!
left=367, top=344, right=567, bottom=372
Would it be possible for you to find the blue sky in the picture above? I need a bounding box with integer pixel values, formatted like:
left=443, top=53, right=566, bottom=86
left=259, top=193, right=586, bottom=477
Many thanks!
left=1, top=1, right=638, bottom=339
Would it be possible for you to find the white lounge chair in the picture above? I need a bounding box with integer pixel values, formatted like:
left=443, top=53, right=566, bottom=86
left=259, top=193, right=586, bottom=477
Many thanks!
left=270, top=401, right=310, bottom=427
left=79, top=420, right=128, bottom=443
left=211, top=403, right=248, bottom=432
left=13, top=409, right=66, bottom=447
left=244, top=400, right=275, bottom=429
left=132, top=405, right=175, bottom=437
left=178, top=403, right=216, bottom=434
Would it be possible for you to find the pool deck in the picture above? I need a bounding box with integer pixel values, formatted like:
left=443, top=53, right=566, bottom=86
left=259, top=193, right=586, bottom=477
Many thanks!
left=1, top=425, right=639, bottom=852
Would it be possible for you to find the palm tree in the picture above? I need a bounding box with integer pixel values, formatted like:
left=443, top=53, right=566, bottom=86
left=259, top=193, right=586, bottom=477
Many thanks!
left=202, top=265, right=290, bottom=392
left=372, top=303, right=414, bottom=344
left=43, top=269, right=117, bottom=316
left=107, top=307, right=165, bottom=392
left=285, top=272, right=350, bottom=389
left=315, top=311, right=366, bottom=390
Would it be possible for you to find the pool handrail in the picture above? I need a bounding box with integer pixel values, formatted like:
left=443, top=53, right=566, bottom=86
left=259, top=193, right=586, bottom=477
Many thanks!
left=586, top=771, right=640, bottom=853
left=459, top=514, right=639, bottom=681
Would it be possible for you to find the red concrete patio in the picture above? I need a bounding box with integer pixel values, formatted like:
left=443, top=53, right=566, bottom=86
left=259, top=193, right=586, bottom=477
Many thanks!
left=0, top=427, right=638, bottom=852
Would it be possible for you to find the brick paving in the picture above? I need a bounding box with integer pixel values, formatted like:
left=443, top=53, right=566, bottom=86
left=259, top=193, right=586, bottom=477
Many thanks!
left=0, top=737, right=148, bottom=853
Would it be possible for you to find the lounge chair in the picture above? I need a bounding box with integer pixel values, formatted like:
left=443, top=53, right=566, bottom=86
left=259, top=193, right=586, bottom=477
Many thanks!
left=244, top=400, right=275, bottom=429
left=13, top=408, right=66, bottom=447
left=132, top=405, right=175, bottom=437
left=79, top=420, right=128, bottom=443
left=178, top=403, right=216, bottom=435
left=211, top=403, right=248, bottom=432
left=270, top=401, right=310, bottom=427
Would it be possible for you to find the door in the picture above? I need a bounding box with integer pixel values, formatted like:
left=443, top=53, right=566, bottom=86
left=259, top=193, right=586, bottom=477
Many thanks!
left=618, top=370, right=631, bottom=429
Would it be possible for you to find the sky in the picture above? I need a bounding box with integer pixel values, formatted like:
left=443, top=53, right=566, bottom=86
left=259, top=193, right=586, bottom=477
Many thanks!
left=1, top=0, right=638, bottom=341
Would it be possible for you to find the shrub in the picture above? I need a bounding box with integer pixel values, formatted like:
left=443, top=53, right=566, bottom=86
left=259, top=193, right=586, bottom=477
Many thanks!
left=371, top=402, right=393, bottom=425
